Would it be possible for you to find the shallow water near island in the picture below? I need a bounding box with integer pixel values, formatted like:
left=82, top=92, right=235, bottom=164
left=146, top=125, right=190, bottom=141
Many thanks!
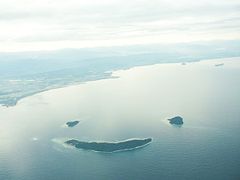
left=0, top=57, right=240, bottom=180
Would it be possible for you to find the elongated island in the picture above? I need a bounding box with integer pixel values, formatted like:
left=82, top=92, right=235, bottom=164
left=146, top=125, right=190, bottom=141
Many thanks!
left=65, top=138, right=152, bottom=153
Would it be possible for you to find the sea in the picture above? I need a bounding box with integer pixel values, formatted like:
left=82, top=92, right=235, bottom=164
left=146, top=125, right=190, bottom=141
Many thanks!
left=0, top=57, right=239, bottom=180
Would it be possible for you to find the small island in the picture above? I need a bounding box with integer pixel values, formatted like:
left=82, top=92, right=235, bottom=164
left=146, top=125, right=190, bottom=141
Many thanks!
left=66, top=121, right=79, bottom=127
left=168, top=116, right=184, bottom=125
left=65, top=138, right=152, bottom=153
left=215, top=63, right=224, bottom=67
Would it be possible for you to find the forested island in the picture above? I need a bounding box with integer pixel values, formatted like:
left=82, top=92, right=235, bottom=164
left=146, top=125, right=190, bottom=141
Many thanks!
left=66, top=121, right=79, bottom=127
left=168, top=116, right=184, bottom=125
left=65, top=138, right=152, bottom=152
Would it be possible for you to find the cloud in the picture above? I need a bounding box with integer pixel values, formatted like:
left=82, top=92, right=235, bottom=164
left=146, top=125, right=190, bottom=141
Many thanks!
left=0, top=0, right=240, bottom=51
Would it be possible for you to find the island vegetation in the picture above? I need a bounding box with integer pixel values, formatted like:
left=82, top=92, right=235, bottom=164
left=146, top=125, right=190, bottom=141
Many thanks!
left=66, top=121, right=79, bottom=127
left=168, top=116, right=184, bottom=125
left=65, top=138, right=152, bottom=153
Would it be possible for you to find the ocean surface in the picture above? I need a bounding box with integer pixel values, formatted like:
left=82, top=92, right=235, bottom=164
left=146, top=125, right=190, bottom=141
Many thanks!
left=0, top=57, right=240, bottom=180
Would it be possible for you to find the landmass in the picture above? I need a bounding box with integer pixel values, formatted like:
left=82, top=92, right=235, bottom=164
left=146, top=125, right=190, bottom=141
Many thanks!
left=65, top=138, right=152, bottom=152
left=66, top=121, right=79, bottom=127
left=168, top=116, right=184, bottom=125
left=1, top=41, right=239, bottom=107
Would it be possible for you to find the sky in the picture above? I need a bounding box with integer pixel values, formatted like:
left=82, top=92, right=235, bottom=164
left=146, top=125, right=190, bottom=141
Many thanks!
left=0, top=0, right=240, bottom=52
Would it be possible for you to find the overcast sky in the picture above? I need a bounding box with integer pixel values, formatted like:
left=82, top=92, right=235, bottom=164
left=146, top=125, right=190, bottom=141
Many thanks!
left=0, top=0, right=239, bottom=52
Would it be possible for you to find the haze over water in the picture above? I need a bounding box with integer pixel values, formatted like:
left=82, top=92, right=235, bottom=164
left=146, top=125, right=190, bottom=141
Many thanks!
left=0, top=58, right=239, bottom=180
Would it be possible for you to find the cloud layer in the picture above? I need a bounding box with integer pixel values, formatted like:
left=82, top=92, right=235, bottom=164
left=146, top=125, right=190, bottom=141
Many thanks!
left=0, top=0, right=240, bottom=51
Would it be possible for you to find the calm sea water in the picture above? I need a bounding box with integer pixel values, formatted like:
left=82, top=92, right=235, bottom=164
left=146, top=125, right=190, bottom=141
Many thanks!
left=0, top=58, right=240, bottom=180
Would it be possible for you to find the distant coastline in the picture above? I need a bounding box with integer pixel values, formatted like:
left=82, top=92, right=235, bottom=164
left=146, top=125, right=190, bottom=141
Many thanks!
left=1, top=56, right=239, bottom=108
left=0, top=73, right=116, bottom=107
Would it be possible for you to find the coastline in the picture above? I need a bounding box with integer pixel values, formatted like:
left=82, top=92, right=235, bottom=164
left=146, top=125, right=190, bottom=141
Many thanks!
left=1, top=56, right=239, bottom=108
